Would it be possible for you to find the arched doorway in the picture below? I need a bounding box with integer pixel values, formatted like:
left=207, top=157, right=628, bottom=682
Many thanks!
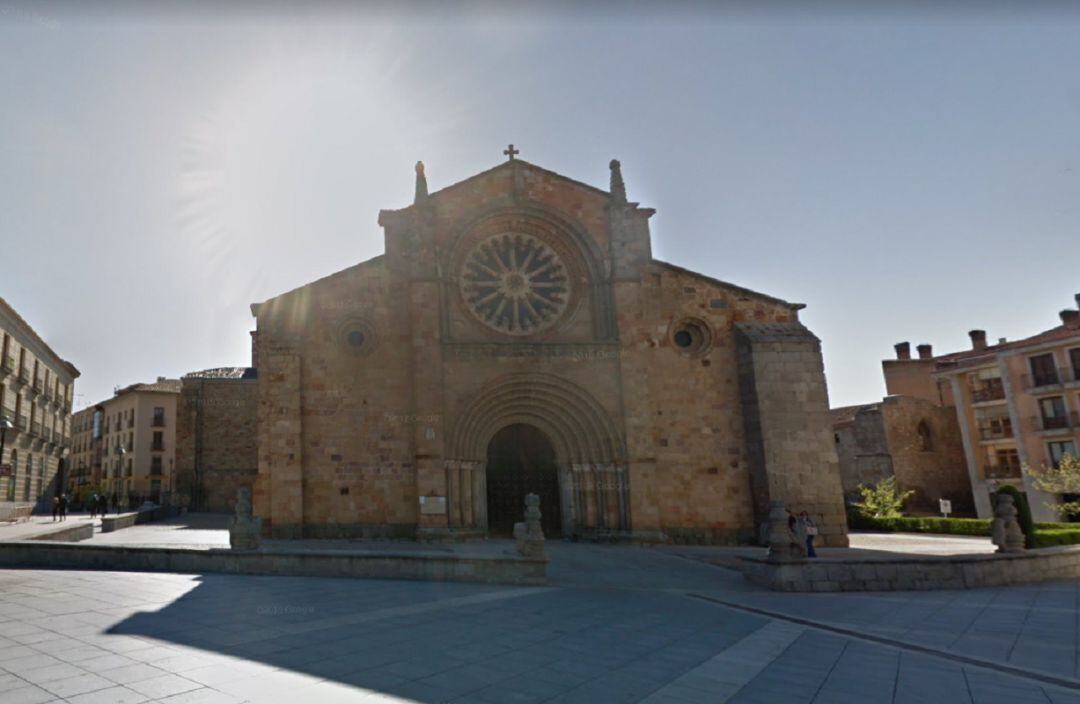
left=485, top=424, right=562, bottom=537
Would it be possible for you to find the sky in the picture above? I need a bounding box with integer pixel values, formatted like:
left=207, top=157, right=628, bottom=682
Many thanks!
left=2, top=1, right=1079, bottom=410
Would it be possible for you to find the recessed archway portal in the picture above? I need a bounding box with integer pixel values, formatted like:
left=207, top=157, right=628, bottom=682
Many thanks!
left=485, top=424, right=562, bottom=537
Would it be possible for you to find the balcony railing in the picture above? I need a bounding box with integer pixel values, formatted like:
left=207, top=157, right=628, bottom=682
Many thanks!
left=152, top=418, right=165, bottom=428
left=1031, top=412, right=1080, bottom=432
left=151, top=442, right=165, bottom=452
left=971, top=384, right=1006, bottom=403
left=17, top=367, right=29, bottom=383
left=985, top=463, right=1023, bottom=479
left=30, top=420, right=41, bottom=436
left=1024, top=368, right=1080, bottom=390
left=978, top=424, right=1014, bottom=441
left=13, top=414, right=26, bottom=430
left=31, top=377, right=41, bottom=392
left=0, top=356, right=12, bottom=375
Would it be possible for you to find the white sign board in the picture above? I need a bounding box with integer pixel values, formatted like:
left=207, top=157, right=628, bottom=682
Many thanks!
left=418, top=495, right=447, bottom=515
left=939, top=498, right=952, bottom=517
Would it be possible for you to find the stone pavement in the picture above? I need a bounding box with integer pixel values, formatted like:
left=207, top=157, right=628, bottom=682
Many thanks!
left=0, top=541, right=1078, bottom=702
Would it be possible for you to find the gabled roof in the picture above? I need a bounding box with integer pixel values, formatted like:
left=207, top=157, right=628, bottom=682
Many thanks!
left=652, top=260, right=801, bottom=310
left=252, top=254, right=385, bottom=314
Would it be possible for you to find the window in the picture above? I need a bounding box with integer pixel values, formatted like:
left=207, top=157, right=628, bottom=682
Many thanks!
left=1030, top=353, right=1059, bottom=387
left=152, top=431, right=164, bottom=451
left=1049, top=441, right=1077, bottom=468
left=1071, top=348, right=1080, bottom=382
left=23, top=454, right=31, bottom=501
left=917, top=421, right=933, bottom=451
left=969, top=367, right=1004, bottom=402
left=152, top=407, right=165, bottom=427
left=151, top=456, right=162, bottom=474
left=1040, top=396, right=1068, bottom=429
left=6, top=449, right=16, bottom=501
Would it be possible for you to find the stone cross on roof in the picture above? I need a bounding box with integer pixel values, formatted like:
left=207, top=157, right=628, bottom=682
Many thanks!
left=503, top=143, right=519, bottom=161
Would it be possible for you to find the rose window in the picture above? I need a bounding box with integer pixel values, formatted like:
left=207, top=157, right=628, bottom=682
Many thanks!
left=461, top=233, right=571, bottom=335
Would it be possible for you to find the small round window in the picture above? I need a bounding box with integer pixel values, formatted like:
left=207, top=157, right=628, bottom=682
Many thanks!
left=671, top=318, right=711, bottom=357
left=337, top=317, right=377, bottom=357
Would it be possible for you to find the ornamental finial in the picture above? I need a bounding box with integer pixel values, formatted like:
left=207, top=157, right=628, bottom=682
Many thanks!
left=609, top=159, right=626, bottom=203
left=414, top=161, right=428, bottom=204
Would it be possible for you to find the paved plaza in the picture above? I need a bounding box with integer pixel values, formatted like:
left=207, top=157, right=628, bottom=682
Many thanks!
left=0, top=538, right=1077, bottom=703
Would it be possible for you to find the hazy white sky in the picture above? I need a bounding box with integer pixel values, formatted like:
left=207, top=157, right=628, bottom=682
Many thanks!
left=2, top=1, right=1079, bottom=409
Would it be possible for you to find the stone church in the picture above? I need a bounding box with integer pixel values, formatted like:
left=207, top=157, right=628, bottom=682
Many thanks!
left=250, top=152, right=848, bottom=546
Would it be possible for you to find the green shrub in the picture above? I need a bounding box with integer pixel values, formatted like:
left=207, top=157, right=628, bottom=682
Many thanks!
left=1031, top=528, right=1080, bottom=548
left=996, top=485, right=1035, bottom=548
left=850, top=515, right=991, bottom=536
left=852, top=477, right=915, bottom=519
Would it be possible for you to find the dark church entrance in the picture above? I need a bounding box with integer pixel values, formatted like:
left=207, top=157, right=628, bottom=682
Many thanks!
left=485, top=424, right=562, bottom=537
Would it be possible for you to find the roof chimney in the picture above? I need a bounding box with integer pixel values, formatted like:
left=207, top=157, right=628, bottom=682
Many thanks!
left=1074, top=292, right=1080, bottom=310
left=969, top=330, right=987, bottom=350
left=1062, top=309, right=1080, bottom=329
left=894, top=342, right=911, bottom=360
left=916, top=344, right=933, bottom=360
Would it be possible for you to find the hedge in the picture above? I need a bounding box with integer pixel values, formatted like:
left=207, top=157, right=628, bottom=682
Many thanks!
left=1031, top=528, right=1080, bottom=548
left=849, top=516, right=991, bottom=536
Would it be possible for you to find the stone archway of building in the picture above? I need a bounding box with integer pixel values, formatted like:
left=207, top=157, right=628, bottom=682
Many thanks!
left=485, top=424, right=562, bottom=537
left=444, top=372, right=628, bottom=539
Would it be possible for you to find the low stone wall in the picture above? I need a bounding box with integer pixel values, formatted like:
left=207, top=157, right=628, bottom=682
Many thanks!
left=742, top=545, right=1080, bottom=592
left=0, top=542, right=548, bottom=586
left=0, top=503, right=33, bottom=522
left=26, top=523, right=94, bottom=542
left=101, top=505, right=177, bottom=533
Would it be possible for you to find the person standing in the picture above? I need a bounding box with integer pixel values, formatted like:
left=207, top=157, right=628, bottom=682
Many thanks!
left=59, top=494, right=68, bottom=521
left=52, top=495, right=60, bottom=522
left=797, top=511, right=818, bottom=558
left=98, top=493, right=108, bottom=517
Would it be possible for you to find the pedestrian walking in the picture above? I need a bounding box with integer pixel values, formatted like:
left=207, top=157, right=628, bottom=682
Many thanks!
left=52, top=495, right=60, bottom=521
left=98, top=493, right=108, bottom=517
left=59, top=494, right=68, bottom=521
left=797, top=511, right=818, bottom=558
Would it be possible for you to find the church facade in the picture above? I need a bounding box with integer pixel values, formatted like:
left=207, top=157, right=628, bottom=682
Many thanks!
left=250, top=154, right=848, bottom=546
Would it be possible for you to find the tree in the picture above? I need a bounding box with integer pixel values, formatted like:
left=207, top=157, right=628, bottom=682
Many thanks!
left=1026, top=453, right=1080, bottom=518
left=853, top=476, right=915, bottom=519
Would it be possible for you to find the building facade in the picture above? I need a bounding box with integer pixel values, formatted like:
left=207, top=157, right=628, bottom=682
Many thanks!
left=87, top=378, right=181, bottom=506
left=0, top=297, right=78, bottom=511
left=174, top=366, right=258, bottom=513
left=832, top=395, right=972, bottom=515
left=250, top=156, right=849, bottom=545
left=896, top=294, right=1080, bottom=521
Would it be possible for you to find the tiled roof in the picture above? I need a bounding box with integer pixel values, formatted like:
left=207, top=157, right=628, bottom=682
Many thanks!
left=182, top=367, right=257, bottom=380
left=934, top=323, right=1080, bottom=372
left=831, top=403, right=879, bottom=426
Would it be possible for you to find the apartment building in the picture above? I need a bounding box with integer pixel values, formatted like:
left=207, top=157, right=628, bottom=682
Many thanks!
left=84, top=378, right=181, bottom=506
left=0, top=297, right=79, bottom=510
left=890, top=293, right=1080, bottom=521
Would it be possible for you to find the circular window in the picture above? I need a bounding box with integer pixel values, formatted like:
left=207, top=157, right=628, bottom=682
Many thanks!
left=337, top=317, right=377, bottom=356
left=460, top=233, right=571, bottom=336
left=671, top=318, right=712, bottom=357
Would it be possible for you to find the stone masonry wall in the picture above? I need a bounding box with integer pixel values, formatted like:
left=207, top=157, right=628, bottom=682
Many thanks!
left=736, top=323, right=849, bottom=547
left=175, top=377, right=257, bottom=513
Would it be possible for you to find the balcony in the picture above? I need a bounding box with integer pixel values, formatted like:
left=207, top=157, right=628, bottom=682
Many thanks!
left=1031, top=411, right=1080, bottom=433
left=1023, top=368, right=1079, bottom=390
left=151, top=442, right=165, bottom=452
left=978, top=423, right=1014, bottom=441
left=16, top=367, right=29, bottom=384
left=970, top=384, right=1006, bottom=404
left=14, top=414, right=26, bottom=431
left=0, top=356, right=13, bottom=375
left=30, top=420, right=41, bottom=437
left=31, top=377, right=41, bottom=392
left=985, top=463, right=1023, bottom=479
left=152, top=418, right=165, bottom=428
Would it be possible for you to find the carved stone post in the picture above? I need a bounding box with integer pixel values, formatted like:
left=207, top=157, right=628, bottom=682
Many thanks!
left=229, top=487, right=262, bottom=551
left=515, top=493, right=546, bottom=559
left=991, top=494, right=1026, bottom=553
left=765, top=500, right=803, bottom=564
